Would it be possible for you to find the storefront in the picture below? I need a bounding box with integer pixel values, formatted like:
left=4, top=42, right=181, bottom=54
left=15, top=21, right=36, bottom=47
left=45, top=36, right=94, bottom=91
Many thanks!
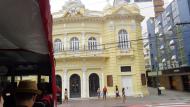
left=161, top=67, right=190, bottom=92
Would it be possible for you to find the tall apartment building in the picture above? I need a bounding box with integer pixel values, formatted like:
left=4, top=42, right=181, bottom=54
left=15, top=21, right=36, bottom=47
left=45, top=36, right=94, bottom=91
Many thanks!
left=147, top=0, right=190, bottom=91
left=53, top=0, right=148, bottom=99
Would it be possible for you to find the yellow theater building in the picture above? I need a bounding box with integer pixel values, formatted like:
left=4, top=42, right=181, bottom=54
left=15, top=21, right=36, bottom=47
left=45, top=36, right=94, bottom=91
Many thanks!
left=53, top=0, right=148, bottom=99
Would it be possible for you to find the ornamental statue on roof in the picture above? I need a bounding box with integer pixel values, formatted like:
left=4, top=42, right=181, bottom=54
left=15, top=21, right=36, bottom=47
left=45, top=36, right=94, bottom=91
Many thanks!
left=62, top=0, right=85, bottom=17
left=53, top=0, right=141, bottom=19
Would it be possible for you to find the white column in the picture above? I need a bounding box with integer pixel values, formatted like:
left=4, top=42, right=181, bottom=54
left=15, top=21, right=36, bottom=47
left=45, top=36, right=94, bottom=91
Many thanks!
left=82, top=32, right=85, bottom=50
left=62, top=69, right=67, bottom=100
left=101, top=72, right=104, bottom=89
left=82, top=67, right=87, bottom=98
left=99, top=36, right=102, bottom=50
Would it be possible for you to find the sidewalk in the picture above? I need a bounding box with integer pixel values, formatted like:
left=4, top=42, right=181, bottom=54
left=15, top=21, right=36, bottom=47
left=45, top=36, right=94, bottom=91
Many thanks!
left=57, top=87, right=190, bottom=107
left=148, top=87, right=190, bottom=101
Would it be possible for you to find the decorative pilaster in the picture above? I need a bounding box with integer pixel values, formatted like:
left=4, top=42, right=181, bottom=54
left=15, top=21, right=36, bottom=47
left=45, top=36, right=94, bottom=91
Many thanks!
left=99, top=37, right=103, bottom=50
left=64, top=33, right=67, bottom=50
left=81, top=32, right=85, bottom=50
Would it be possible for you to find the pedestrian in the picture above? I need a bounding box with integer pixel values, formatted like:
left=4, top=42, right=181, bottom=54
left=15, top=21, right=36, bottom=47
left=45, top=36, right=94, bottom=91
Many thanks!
left=115, top=85, right=120, bottom=98
left=122, top=88, right=126, bottom=103
left=64, top=88, right=68, bottom=104
left=0, top=89, right=4, bottom=107
left=103, top=86, right=107, bottom=100
left=15, top=80, right=41, bottom=107
left=97, top=88, right=101, bottom=99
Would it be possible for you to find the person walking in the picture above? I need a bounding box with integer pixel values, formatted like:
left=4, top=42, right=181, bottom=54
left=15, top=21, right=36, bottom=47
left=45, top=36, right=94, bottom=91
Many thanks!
left=122, top=88, right=126, bottom=103
left=97, top=88, right=101, bottom=99
left=103, top=86, right=107, bottom=100
left=115, top=85, right=120, bottom=98
left=64, top=88, right=68, bottom=104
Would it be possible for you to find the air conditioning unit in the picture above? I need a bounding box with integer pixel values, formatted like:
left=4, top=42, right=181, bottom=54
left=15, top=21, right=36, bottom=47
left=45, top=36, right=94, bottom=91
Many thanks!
left=159, top=33, right=164, bottom=37
left=169, top=40, right=175, bottom=46
left=166, top=12, right=170, bottom=17
left=167, top=26, right=172, bottom=31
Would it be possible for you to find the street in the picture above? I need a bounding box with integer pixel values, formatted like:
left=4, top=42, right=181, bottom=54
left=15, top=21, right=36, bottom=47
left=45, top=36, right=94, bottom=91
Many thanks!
left=58, top=88, right=190, bottom=107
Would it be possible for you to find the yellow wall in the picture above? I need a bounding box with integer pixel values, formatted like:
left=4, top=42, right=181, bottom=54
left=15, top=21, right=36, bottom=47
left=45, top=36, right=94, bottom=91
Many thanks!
left=53, top=3, right=148, bottom=98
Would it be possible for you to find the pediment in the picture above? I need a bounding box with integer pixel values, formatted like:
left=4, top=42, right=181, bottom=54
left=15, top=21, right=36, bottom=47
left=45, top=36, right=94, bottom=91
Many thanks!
left=63, top=7, right=84, bottom=17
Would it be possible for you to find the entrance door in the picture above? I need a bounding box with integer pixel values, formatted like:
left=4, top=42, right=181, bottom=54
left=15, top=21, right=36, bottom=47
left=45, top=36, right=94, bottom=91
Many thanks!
left=182, top=75, right=190, bottom=92
left=169, top=76, right=175, bottom=90
left=70, top=74, right=81, bottom=98
left=89, top=73, right=100, bottom=97
left=121, top=76, right=133, bottom=96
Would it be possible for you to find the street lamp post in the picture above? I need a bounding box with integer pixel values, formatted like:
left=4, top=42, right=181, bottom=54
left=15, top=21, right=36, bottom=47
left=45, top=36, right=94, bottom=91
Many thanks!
left=155, top=34, right=161, bottom=96
left=155, top=57, right=160, bottom=95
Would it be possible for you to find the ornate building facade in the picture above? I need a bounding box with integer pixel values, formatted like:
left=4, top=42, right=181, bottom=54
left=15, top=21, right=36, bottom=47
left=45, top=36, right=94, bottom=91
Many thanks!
left=53, top=0, right=148, bottom=99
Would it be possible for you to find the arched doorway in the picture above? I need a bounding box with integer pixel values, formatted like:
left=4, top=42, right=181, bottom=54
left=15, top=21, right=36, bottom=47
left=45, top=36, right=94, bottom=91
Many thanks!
left=56, top=75, right=62, bottom=102
left=89, top=73, right=100, bottom=97
left=70, top=74, right=81, bottom=98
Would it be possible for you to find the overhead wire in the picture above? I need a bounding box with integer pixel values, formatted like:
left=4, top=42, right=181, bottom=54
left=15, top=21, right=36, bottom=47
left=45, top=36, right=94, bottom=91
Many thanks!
left=54, top=29, right=190, bottom=57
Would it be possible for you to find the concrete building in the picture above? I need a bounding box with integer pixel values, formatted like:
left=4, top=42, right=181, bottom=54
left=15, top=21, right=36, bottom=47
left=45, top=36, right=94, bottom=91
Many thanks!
left=53, top=0, right=148, bottom=99
left=147, top=0, right=190, bottom=91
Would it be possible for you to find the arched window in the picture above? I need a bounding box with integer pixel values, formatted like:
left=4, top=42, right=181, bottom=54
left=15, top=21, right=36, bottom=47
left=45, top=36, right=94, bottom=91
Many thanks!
left=70, top=37, right=79, bottom=51
left=118, top=29, right=129, bottom=49
left=88, top=37, right=97, bottom=50
left=54, top=39, right=63, bottom=53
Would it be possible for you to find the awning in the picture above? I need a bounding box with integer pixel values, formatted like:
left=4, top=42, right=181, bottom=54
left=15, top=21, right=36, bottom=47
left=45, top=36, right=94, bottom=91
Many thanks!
left=0, top=0, right=57, bottom=105
left=0, top=0, right=49, bottom=54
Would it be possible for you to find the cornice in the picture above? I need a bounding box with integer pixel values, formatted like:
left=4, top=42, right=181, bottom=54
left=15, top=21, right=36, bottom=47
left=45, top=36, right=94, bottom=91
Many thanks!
left=104, top=14, right=144, bottom=21
left=53, top=16, right=104, bottom=24
left=53, top=14, right=144, bottom=24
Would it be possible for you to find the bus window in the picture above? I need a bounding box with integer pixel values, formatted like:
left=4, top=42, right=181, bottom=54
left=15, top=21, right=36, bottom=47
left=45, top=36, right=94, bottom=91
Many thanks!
left=41, top=76, right=49, bottom=83
left=15, top=76, right=38, bottom=82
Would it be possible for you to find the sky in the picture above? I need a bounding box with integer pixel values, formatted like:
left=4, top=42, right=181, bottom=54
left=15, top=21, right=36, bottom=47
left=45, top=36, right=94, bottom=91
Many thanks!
left=50, top=0, right=173, bottom=33
left=50, top=0, right=154, bottom=34
left=50, top=0, right=114, bottom=12
left=50, top=0, right=174, bottom=13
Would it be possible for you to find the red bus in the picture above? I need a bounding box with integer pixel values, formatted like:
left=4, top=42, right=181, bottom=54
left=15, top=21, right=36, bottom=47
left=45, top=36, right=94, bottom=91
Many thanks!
left=0, top=0, right=57, bottom=107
